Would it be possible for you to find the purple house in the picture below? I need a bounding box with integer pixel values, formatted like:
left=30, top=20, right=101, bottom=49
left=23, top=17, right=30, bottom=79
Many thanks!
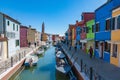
left=20, top=26, right=28, bottom=47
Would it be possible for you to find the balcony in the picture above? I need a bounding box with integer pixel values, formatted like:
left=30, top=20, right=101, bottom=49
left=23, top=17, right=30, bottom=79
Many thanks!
left=95, top=31, right=111, bottom=41
left=6, top=32, right=15, bottom=39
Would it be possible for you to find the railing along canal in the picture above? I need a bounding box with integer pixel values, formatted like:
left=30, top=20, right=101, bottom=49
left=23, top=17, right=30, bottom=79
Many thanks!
left=61, top=42, right=105, bottom=80
left=0, top=48, right=33, bottom=75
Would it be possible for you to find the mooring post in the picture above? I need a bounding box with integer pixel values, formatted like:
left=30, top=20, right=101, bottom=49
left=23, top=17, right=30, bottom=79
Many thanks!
left=80, top=59, right=83, bottom=72
left=90, top=67, right=93, bottom=80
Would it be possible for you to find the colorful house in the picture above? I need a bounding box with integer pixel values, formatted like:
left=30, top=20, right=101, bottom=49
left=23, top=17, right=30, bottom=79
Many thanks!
left=0, top=34, right=8, bottom=60
left=94, top=0, right=120, bottom=62
left=20, top=26, right=28, bottom=47
left=76, top=12, right=94, bottom=52
left=86, top=19, right=95, bottom=53
left=69, top=24, right=76, bottom=47
left=110, top=6, right=120, bottom=67
left=0, top=12, right=20, bottom=57
left=27, top=26, right=36, bottom=44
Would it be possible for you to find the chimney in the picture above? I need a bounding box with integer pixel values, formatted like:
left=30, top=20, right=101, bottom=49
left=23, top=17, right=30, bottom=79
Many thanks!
left=29, top=25, right=31, bottom=28
left=1, top=34, right=4, bottom=38
left=76, top=20, right=78, bottom=24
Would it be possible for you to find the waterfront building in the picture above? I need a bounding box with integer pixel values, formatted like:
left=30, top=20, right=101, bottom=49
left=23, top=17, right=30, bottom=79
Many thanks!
left=94, top=0, right=120, bottom=62
left=27, top=26, right=36, bottom=44
left=0, top=34, right=8, bottom=60
left=20, top=26, right=28, bottom=47
left=86, top=19, right=95, bottom=53
left=68, top=24, right=76, bottom=47
left=76, top=12, right=94, bottom=52
left=41, top=22, right=47, bottom=41
left=35, top=31, right=41, bottom=46
left=0, top=12, right=20, bottom=57
left=110, top=6, right=120, bottom=67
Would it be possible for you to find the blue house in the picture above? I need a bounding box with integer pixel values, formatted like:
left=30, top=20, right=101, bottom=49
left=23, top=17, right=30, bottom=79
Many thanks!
left=95, top=0, right=120, bottom=63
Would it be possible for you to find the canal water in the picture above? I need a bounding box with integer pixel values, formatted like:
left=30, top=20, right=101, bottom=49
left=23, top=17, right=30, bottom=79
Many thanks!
left=9, top=46, right=69, bottom=80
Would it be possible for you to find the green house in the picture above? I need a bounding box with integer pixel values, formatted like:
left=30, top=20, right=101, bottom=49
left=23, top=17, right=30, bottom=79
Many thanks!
left=86, top=19, right=94, bottom=54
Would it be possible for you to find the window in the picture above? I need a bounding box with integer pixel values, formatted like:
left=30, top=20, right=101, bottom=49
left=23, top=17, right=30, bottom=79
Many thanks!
left=81, top=15, right=84, bottom=20
left=13, top=24, right=15, bottom=31
left=17, top=25, right=18, bottom=31
left=111, top=17, right=115, bottom=30
left=112, top=44, right=117, bottom=58
left=95, top=41, right=99, bottom=49
left=16, top=40, right=19, bottom=46
left=7, top=21, right=10, bottom=26
left=83, top=27, right=86, bottom=32
left=95, top=23, right=99, bottom=32
left=106, top=19, right=111, bottom=31
left=86, top=27, right=89, bottom=33
left=117, top=16, right=120, bottom=29
left=104, top=42, right=110, bottom=52
left=92, top=25, right=94, bottom=33
left=80, top=28, right=82, bottom=33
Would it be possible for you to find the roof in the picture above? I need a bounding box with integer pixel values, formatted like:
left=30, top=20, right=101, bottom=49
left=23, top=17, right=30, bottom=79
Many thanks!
left=0, top=12, right=21, bottom=24
left=0, top=37, right=8, bottom=41
left=20, top=26, right=28, bottom=29
left=95, top=0, right=112, bottom=12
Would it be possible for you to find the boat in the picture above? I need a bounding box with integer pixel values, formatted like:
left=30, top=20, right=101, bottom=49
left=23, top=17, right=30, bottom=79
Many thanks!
left=56, top=51, right=65, bottom=59
left=36, top=49, right=44, bottom=55
left=24, top=54, right=38, bottom=66
left=56, top=64, right=71, bottom=74
left=56, top=57, right=78, bottom=74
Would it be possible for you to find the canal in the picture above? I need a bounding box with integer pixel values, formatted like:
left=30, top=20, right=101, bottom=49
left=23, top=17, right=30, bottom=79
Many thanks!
left=9, top=46, right=69, bottom=80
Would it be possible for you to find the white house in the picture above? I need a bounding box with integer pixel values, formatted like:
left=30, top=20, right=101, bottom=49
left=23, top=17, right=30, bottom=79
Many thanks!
left=0, top=12, right=21, bottom=57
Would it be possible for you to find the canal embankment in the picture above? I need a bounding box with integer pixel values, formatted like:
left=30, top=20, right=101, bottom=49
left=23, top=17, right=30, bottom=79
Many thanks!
left=61, top=43, right=120, bottom=80
left=0, top=46, right=40, bottom=80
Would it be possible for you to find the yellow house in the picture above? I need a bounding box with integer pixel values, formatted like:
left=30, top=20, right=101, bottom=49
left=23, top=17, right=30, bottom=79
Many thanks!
left=110, top=7, right=120, bottom=67
left=0, top=35, right=8, bottom=60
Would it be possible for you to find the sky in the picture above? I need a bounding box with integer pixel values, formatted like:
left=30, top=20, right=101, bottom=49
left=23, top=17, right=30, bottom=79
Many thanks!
left=0, top=0, right=107, bottom=36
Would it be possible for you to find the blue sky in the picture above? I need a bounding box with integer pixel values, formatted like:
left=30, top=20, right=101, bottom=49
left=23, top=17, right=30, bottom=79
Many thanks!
left=0, top=0, right=107, bottom=36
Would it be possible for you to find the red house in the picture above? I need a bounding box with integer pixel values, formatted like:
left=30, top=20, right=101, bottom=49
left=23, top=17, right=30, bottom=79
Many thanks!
left=20, top=26, right=28, bottom=47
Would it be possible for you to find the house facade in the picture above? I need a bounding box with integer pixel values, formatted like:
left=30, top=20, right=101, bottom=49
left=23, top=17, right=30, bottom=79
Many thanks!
left=0, top=34, right=8, bottom=60
left=69, top=24, right=76, bottom=47
left=110, top=6, right=120, bottom=67
left=75, top=13, right=94, bottom=52
left=20, top=26, right=28, bottom=47
left=94, top=0, right=120, bottom=62
left=27, top=27, right=36, bottom=44
left=86, top=19, right=95, bottom=53
left=0, top=12, right=20, bottom=57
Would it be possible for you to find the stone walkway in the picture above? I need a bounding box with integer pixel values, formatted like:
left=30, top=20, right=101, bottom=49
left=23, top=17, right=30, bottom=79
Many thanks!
left=61, top=43, right=120, bottom=80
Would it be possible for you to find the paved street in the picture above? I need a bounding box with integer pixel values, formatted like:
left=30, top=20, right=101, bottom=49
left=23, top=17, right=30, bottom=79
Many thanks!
left=61, top=43, right=120, bottom=80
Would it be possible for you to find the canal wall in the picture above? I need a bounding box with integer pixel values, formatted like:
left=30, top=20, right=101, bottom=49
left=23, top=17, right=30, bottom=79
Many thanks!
left=0, top=46, right=40, bottom=80
left=61, top=45, right=89, bottom=80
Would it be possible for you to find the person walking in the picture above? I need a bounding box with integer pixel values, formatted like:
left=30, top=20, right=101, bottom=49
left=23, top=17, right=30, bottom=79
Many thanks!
left=89, top=46, right=93, bottom=58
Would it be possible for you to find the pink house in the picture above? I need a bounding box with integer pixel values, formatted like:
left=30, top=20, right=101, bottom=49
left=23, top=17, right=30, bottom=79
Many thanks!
left=20, top=26, right=28, bottom=47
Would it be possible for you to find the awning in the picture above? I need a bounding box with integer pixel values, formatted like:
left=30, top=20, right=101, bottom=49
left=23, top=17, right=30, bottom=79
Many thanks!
left=80, top=39, right=87, bottom=43
left=105, top=40, right=120, bottom=44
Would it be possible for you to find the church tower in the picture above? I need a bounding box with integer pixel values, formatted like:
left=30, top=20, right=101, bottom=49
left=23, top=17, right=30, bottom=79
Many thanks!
left=42, top=22, right=44, bottom=33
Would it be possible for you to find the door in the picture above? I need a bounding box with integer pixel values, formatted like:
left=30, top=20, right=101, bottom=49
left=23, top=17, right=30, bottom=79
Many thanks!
left=99, top=42, right=104, bottom=59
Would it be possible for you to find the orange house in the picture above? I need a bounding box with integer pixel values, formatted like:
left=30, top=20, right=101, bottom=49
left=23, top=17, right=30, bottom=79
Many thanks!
left=69, top=24, right=76, bottom=46
left=110, top=7, right=120, bottom=67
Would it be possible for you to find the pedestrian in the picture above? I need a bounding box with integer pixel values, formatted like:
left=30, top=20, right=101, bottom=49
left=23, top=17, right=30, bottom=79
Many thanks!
left=28, top=42, right=31, bottom=47
left=34, top=42, right=36, bottom=47
left=74, top=43, right=77, bottom=52
left=89, top=46, right=93, bottom=58
left=74, top=45, right=77, bottom=52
